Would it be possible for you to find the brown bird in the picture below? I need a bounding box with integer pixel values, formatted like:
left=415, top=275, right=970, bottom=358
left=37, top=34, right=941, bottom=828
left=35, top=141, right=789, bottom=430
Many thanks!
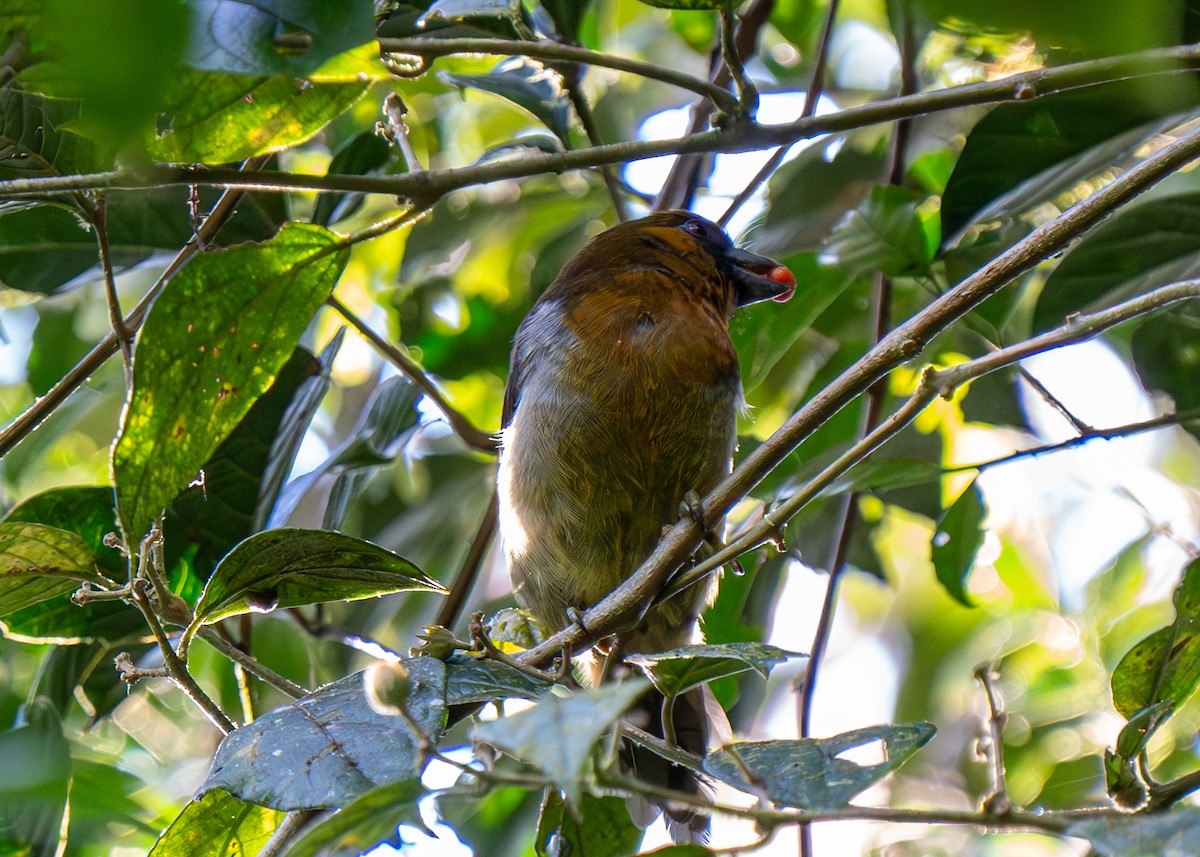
left=497, top=210, right=794, bottom=838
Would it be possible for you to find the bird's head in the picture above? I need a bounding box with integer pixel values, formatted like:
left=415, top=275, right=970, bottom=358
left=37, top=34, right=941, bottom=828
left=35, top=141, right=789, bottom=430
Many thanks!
left=555, top=210, right=795, bottom=319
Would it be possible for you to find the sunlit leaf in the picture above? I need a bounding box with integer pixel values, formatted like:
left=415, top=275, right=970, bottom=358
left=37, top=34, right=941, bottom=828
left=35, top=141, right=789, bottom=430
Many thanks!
left=1111, top=557, right=1200, bottom=719
left=185, top=529, right=443, bottom=638
left=113, top=223, right=348, bottom=544
left=286, top=779, right=426, bottom=857
left=148, top=789, right=285, bottom=857
left=704, top=722, right=936, bottom=809
left=0, top=522, right=109, bottom=619
left=440, top=56, right=574, bottom=143
left=203, top=660, right=447, bottom=810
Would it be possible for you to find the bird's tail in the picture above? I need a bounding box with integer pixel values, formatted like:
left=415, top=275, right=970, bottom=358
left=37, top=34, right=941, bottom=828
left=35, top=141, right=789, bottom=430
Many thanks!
left=623, top=684, right=720, bottom=842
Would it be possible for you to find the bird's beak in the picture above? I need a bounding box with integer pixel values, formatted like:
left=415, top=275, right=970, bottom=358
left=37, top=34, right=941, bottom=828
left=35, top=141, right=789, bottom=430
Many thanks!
left=727, top=246, right=796, bottom=306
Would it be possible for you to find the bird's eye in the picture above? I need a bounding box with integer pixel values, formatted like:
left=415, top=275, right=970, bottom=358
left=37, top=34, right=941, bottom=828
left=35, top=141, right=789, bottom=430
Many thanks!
left=682, top=218, right=722, bottom=243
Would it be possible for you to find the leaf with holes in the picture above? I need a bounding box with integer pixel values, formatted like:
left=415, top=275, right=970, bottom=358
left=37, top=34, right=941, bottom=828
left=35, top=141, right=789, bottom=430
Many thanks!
left=625, top=643, right=799, bottom=698
left=704, top=722, right=935, bottom=809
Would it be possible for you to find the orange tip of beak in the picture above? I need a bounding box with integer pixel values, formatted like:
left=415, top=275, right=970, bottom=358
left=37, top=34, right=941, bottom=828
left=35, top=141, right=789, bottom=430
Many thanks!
left=769, top=266, right=796, bottom=302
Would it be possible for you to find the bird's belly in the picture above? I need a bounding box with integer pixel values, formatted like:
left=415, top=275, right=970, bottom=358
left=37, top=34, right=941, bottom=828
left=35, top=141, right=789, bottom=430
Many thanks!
left=498, top=372, right=736, bottom=634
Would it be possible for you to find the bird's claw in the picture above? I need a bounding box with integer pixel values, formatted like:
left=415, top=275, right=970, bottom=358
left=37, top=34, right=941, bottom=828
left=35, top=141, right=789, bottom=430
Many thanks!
left=680, top=490, right=707, bottom=532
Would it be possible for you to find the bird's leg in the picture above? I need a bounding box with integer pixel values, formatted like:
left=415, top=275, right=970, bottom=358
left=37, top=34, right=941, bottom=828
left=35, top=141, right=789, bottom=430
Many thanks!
left=680, top=490, right=745, bottom=577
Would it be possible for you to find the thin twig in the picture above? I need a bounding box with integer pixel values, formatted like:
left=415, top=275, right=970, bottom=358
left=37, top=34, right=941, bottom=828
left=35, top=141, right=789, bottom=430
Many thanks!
left=258, top=810, right=319, bottom=857
left=1013, top=364, right=1093, bottom=433
left=721, top=5, right=759, bottom=118
left=378, top=36, right=740, bottom=114
left=974, top=662, right=1012, bottom=816
left=325, top=294, right=497, bottom=453
left=197, top=627, right=309, bottom=699
left=0, top=160, right=267, bottom=460
left=130, top=579, right=236, bottom=734
left=82, top=194, right=134, bottom=375
left=435, top=490, right=499, bottom=629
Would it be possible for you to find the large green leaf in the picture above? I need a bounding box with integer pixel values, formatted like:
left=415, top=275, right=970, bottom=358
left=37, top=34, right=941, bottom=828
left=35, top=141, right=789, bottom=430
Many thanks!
left=625, top=643, right=798, bottom=698
left=821, top=185, right=935, bottom=278
left=184, top=528, right=443, bottom=638
left=941, top=78, right=1200, bottom=239
left=1034, top=194, right=1200, bottom=332
left=443, top=653, right=553, bottom=704
left=1131, top=309, right=1200, bottom=418
left=704, top=722, right=935, bottom=809
left=148, top=789, right=284, bottom=857
left=440, top=56, right=574, bottom=143
left=112, top=223, right=348, bottom=544
left=149, top=71, right=373, bottom=164
left=473, top=681, right=649, bottom=804
left=1111, top=557, right=1200, bottom=719
left=0, top=523, right=110, bottom=620
left=203, top=660, right=447, bottom=810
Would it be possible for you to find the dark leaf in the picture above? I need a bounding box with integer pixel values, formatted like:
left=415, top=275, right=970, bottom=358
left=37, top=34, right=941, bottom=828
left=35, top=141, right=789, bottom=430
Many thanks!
left=930, top=480, right=986, bottom=607
left=203, top=659, right=447, bottom=810
left=942, top=78, right=1200, bottom=240
left=444, top=653, right=553, bottom=704
left=313, top=133, right=396, bottom=227
left=185, top=0, right=378, bottom=78
left=473, top=681, right=648, bottom=803
left=112, top=223, right=348, bottom=544
left=185, top=529, right=443, bottom=636
left=704, top=722, right=935, bottom=809
left=1131, top=309, right=1200, bottom=415
left=0, top=89, right=101, bottom=179
left=1068, top=809, right=1200, bottom=857
left=1034, top=194, right=1200, bottom=332
left=440, top=56, right=574, bottom=143
left=1111, top=557, right=1200, bottom=719
left=148, top=789, right=284, bottom=857
left=625, top=643, right=799, bottom=698
left=638, top=0, right=730, bottom=8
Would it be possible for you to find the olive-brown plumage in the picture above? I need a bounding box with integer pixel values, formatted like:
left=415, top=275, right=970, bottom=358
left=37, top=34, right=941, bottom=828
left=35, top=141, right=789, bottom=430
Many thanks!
left=497, top=210, right=794, bottom=838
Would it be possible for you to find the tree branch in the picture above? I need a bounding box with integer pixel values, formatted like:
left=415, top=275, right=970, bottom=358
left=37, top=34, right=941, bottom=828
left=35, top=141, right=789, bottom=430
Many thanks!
left=518, top=118, right=1200, bottom=667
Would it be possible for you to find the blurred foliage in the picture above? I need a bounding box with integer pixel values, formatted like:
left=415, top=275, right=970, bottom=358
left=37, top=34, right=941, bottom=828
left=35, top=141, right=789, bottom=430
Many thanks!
left=4, top=1, right=1200, bottom=855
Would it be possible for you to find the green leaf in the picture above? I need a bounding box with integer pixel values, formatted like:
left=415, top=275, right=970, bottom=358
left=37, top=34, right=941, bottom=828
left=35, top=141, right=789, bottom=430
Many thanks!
left=112, top=223, right=348, bottom=544
left=638, top=0, right=730, bottom=9
left=440, top=56, right=574, bottom=144
left=203, top=660, right=447, bottom=810
left=535, top=791, right=641, bottom=857
left=930, top=480, right=986, bottom=607
left=0, top=488, right=140, bottom=644
left=444, top=653, right=553, bottom=704
left=1131, top=309, right=1200, bottom=417
left=821, top=185, right=933, bottom=278
left=185, top=529, right=443, bottom=637
left=1034, top=194, right=1200, bottom=332
left=0, top=700, right=71, bottom=857
left=941, top=78, right=1200, bottom=239
left=703, top=722, right=936, bottom=809
left=186, top=0, right=378, bottom=79
left=0, top=522, right=109, bottom=619
left=148, top=789, right=285, bottom=857
left=313, top=132, right=396, bottom=227
left=1068, top=809, right=1200, bottom=857
left=625, top=643, right=799, bottom=698
left=149, top=71, right=372, bottom=164
left=0, top=89, right=101, bottom=179
left=286, top=779, right=426, bottom=857
left=163, top=346, right=326, bottom=582
left=473, top=681, right=649, bottom=804
left=1111, top=557, right=1200, bottom=719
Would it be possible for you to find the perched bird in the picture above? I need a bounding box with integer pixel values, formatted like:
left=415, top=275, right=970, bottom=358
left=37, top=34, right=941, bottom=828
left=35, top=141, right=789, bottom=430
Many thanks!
left=497, top=210, right=794, bottom=837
